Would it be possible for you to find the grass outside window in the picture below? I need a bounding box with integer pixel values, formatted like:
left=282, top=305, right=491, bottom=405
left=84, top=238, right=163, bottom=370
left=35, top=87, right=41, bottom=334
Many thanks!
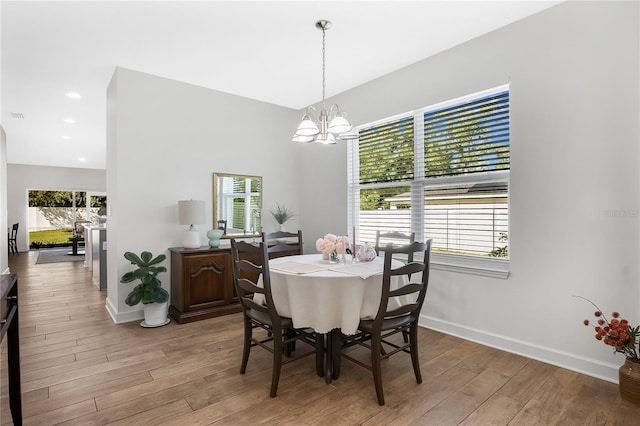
left=29, top=229, right=74, bottom=248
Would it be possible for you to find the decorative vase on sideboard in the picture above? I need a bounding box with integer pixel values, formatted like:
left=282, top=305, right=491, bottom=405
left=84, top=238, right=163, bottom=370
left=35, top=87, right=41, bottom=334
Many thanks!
left=619, top=358, right=640, bottom=405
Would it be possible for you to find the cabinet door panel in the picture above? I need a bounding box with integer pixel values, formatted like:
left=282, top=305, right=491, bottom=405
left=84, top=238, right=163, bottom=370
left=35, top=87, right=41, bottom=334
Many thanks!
left=183, top=253, right=231, bottom=311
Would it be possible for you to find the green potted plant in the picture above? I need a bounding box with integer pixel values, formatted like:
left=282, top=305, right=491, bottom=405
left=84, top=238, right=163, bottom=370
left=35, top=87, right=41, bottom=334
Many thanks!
left=270, top=203, right=295, bottom=232
left=120, top=251, right=170, bottom=327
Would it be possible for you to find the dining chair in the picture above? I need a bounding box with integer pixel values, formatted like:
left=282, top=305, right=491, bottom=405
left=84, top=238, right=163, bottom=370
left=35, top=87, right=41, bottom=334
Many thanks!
left=374, top=230, right=415, bottom=258
left=230, top=238, right=323, bottom=397
left=8, top=223, right=18, bottom=255
left=341, top=239, right=432, bottom=406
left=262, top=230, right=303, bottom=258
left=375, top=230, right=417, bottom=344
left=217, top=219, right=227, bottom=234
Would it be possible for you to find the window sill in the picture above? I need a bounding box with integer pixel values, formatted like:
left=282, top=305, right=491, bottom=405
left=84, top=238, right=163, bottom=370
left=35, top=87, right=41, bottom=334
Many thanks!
left=430, top=252, right=510, bottom=279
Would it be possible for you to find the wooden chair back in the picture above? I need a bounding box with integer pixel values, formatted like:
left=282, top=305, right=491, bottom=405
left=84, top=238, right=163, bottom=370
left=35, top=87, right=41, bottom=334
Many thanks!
left=374, top=230, right=417, bottom=266
left=217, top=220, right=227, bottom=234
left=375, top=230, right=415, bottom=254
left=262, top=230, right=303, bottom=258
left=230, top=239, right=281, bottom=328
left=8, top=223, right=18, bottom=255
left=376, top=239, right=432, bottom=325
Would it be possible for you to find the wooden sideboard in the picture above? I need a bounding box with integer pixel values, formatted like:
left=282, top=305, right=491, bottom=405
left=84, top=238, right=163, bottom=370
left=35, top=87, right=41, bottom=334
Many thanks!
left=169, top=244, right=301, bottom=324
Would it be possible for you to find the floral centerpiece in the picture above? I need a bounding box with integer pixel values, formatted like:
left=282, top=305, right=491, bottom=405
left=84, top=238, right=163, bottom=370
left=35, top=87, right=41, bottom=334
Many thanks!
left=576, top=295, right=640, bottom=404
left=316, top=233, right=351, bottom=263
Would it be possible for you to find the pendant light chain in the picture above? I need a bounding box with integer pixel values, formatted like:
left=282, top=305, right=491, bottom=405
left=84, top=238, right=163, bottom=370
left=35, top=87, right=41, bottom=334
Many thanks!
left=321, top=25, right=326, bottom=107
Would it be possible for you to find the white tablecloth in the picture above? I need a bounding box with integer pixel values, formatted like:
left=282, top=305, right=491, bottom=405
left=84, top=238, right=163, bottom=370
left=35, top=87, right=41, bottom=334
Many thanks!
left=265, top=254, right=408, bottom=335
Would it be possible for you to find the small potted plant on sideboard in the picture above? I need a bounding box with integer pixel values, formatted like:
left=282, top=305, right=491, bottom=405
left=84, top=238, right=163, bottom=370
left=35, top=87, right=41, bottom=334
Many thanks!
left=270, top=203, right=295, bottom=232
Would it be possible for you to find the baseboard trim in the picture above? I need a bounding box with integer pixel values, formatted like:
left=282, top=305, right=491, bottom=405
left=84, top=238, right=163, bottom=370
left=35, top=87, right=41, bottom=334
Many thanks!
left=105, top=297, right=143, bottom=324
left=419, top=314, right=620, bottom=384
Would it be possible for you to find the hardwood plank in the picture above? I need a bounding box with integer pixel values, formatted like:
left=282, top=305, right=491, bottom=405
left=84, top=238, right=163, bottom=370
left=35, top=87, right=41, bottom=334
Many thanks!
left=496, top=358, right=557, bottom=403
left=22, top=350, right=167, bottom=393
left=458, top=393, right=523, bottom=425
left=62, top=378, right=212, bottom=425
left=106, top=398, right=194, bottom=426
left=413, top=369, right=511, bottom=425
left=509, top=368, right=585, bottom=424
left=24, top=371, right=153, bottom=418
left=363, top=361, right=479, bottom=425
left=21, top=399, right=97, bottom=426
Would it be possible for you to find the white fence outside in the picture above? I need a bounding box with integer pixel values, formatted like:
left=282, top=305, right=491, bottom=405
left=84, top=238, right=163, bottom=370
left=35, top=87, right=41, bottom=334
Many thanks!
left=358, top=198, right=508, bottom=257
left=28, top=207, right=101, bottom=232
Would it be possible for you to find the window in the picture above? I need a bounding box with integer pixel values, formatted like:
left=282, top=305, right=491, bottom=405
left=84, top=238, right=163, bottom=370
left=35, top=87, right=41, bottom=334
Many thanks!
left=27, top=190, right=107, bottom=248
left=348, top=85, right=510, bottom=277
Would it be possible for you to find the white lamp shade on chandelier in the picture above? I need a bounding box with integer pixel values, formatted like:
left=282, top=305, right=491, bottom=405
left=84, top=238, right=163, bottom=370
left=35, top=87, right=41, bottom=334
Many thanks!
left=292, top=20, right=358, bottom=144
left=178, top=200, right=205, bottom=249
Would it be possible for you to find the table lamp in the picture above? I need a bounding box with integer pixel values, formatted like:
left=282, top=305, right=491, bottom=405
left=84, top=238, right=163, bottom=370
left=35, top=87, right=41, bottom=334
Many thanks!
left=178, top=200, right=205, bottom=249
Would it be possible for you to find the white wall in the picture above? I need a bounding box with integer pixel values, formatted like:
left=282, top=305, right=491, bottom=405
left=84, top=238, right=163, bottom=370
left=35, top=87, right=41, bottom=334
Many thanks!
left=105, top=67, right=301, bottom=323
left=299, top=1, right=639, bottom=382
left=0, top=127, right=8, bottom=274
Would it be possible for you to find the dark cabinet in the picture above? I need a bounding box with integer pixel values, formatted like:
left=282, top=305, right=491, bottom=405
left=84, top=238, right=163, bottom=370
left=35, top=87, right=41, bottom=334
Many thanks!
left=169, top=247, right=240, bottom=324
left=1, top=273, right=22, bottom=424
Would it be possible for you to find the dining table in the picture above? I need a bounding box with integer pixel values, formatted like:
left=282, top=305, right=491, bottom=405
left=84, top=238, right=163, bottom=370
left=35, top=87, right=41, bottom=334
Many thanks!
left=264, top=253, right=410, bottom=383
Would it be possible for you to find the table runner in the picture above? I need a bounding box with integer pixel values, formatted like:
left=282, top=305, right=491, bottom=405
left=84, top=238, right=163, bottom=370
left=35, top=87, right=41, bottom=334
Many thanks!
left=269, top=261, right=330, bottom=274
left=269, top=258, right=385, bottom=279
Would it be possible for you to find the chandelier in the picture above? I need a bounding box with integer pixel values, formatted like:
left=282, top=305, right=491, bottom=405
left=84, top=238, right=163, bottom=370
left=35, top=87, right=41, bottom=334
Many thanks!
left=292, top=20, right=356, bottom=144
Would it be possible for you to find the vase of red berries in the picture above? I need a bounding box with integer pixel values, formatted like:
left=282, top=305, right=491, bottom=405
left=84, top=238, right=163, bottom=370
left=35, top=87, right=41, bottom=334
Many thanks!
left=576, top=295, right=640, bottom=405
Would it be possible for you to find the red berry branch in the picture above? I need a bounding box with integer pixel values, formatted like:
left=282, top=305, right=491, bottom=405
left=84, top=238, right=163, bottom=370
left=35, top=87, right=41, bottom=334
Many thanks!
left=574, top=295, right=639, bottom=361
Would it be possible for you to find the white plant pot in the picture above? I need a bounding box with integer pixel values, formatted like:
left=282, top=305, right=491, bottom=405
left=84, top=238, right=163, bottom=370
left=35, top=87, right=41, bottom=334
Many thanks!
left=142, top=302, right=169, bottom=327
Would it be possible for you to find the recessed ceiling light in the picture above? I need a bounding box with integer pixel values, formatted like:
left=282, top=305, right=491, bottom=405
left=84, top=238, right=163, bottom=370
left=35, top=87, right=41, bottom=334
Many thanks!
left=65, top=92, right=82, bottom=99
left=61, top=135, right=71, bottom=140
left=63, top=118, right=76, bottom=124
left=78, top=157, right=86, bottom=162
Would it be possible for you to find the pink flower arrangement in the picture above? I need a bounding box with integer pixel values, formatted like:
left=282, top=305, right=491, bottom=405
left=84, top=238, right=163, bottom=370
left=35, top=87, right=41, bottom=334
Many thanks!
left=316, top=233, right=350, bottom=257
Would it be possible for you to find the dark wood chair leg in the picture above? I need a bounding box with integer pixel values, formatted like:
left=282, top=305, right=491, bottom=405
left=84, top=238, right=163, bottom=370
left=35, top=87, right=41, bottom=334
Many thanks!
left=332, top=330, right=342, bottom=380
left=240, top=320, right=252, bottom=374
left=316, top=333, right=325, bottom=377
left=271, top=329, right=283, bottom=397
left=371, top=334, right=385, bottom=406
left=410, top=324, right=422, bottom=383
left=284, top=328, right=293, bottom=358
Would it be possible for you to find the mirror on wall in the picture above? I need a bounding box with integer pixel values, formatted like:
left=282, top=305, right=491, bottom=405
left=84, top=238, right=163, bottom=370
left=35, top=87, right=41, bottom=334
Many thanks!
left=213, top=173, right=262, bottom=238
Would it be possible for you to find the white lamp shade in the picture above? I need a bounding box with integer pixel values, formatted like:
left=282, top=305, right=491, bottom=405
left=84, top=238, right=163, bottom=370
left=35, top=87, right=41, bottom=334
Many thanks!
left=328, top=115, right=352, bottom=134
left=316, top=133, right=337, bottom=144
left=295, top=117, right=320, bottom=136
left=178, top=200, right=205, bottom=225
left=292, top=134, right=314, bottom=143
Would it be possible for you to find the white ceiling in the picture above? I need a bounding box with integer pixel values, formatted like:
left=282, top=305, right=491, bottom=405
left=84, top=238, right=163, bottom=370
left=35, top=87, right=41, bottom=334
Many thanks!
left=1, top=0, right=561, bottom=170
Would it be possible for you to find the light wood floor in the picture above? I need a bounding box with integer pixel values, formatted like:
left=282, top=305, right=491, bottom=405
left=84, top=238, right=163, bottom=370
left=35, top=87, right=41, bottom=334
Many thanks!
left=4, top=250, right=640, bottom=425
